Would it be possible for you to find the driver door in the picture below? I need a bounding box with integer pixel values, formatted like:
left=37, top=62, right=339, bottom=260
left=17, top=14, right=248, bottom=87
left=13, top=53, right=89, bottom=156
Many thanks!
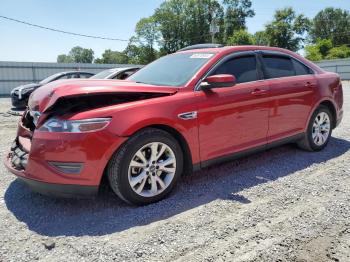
left=197, top=52, right=270, bottom=162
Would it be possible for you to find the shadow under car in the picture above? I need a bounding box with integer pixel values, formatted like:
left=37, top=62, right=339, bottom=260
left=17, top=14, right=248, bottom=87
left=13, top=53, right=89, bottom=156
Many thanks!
left=4, top=137, right=350, bottom=237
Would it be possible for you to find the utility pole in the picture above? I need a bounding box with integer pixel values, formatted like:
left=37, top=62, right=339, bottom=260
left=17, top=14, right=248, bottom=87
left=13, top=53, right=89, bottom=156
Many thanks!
left=209, top=10, right=219, bottom=43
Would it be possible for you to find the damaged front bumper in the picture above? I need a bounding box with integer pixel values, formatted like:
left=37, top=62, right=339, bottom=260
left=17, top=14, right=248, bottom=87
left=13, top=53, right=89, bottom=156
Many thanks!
left=4, top=154, right=99, bottom=198
left=4, top=112, right=128, bottom=198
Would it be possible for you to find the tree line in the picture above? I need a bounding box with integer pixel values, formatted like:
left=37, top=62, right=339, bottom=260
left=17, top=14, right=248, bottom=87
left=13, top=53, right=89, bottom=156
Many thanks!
left=57, top=0, right=350, bottom=64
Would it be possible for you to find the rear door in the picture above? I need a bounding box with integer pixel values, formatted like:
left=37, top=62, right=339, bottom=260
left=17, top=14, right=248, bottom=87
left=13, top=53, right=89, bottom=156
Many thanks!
left=259, top=52, right=316, bottom=142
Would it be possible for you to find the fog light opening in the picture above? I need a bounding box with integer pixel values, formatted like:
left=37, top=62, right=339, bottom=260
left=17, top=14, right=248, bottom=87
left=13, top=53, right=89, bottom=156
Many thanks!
left=48, top=162, right=83, bottom=174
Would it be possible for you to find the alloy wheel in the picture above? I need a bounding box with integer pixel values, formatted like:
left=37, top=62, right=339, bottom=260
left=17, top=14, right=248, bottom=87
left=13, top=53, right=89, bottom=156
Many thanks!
left=128, top=142, right=176, bottom=197
left=312, top=112, right=331, bottom=146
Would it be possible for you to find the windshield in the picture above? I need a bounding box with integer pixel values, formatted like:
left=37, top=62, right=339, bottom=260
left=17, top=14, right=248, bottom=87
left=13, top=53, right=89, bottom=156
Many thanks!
left=39, top=73, right=63, bottom=84
left=128, top=52, right=214, bottom=86
left=90, top=69, right=119, bottom=79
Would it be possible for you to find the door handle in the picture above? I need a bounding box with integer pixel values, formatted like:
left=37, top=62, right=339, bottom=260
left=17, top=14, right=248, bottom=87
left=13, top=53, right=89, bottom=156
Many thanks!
left=251, top=89, right=268, bottom=96
left=305, top=82, right=315, bottom=88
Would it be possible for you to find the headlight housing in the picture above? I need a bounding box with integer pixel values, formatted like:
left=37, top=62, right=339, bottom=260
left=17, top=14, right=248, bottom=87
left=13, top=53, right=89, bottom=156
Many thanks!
left=29, top=110, right=41, bottom=126
left=38, top=118, right=111, bottom=133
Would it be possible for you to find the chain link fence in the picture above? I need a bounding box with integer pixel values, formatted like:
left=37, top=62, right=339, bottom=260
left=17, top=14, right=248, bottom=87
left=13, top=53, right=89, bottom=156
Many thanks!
left=0, top=58, right=349, bottom=96
left=0, top=61, right=140, bottom=95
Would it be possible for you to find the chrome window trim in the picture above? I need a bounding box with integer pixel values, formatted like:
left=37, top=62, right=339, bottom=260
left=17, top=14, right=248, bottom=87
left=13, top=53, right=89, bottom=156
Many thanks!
left=194, top=49, right=317, bottom=92
left=194, top=51, right=261, bottom=92
left=259, top=50, right=316, bottom=77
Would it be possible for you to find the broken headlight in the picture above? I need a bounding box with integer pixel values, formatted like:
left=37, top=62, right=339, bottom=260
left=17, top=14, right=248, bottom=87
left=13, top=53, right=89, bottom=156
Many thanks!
left=38, top=118, right=111, bottom=133
left=29, top=110, right=41, bottom=126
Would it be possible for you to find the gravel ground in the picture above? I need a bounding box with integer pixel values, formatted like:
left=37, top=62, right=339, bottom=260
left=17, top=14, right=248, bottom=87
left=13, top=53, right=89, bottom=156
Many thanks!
left=0, top=83, right=349, bottom=262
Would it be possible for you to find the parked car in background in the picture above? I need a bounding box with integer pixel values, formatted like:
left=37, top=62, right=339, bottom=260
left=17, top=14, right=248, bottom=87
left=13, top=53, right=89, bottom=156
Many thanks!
left=5, top=45, right=343, bottom=205
left=90, top=67, right=141, bottom=80
left=10, top=71, right=94, bottom=108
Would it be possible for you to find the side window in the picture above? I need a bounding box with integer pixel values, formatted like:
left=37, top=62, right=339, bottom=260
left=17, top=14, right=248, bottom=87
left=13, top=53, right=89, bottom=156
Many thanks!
left=70, top=73, right=80, bottom=79
left=212, top=55, right=258, bottom=84
left=292, top=58, right=313, bottom=76
left=80, top=73, right=92, bottom=78
left=57, top=73, right=77, bottom=80
left=262, top=55, right=295, bottom=79
left=115, top=69, right=138, bottom=80
left=56, top=74, right=69, bottom=80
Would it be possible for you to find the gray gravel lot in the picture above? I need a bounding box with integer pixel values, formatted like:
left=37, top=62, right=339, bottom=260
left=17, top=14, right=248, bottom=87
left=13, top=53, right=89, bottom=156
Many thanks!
left=0, top=83, right=349, bottom=262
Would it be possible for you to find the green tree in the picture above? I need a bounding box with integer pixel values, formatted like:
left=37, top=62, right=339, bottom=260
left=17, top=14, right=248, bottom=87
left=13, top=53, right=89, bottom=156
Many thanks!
left=123, top=37, right=158, bottom=65
left=226, top=29, right=254, bottom=45
left=310, top=8, right=350, bottom=46
left=305, top=38, right=333, bottom=61
left=184, top=0, right=225, bottom=45
left=264, top=7, right=311, bottom=51
left=57, top=54, right=73, bottom=63
left=304, top=45, right=323, bottom=61
left=95, top=49, right=129, bottom=64
left=222, top=0, right=255, bottom=41
left=135, top=17, right=159, bottom=49
left=123, top=43, right=141, bottom=64
left=153, top=0, right=224, bottom=53
left=138, top=0, right=255, bottom=53
left=57, top=46, right=94, bottom=63
left=315, top=39, right=333, bottom=57
left=134, top=17, right=160, bottom=63
left=253, top=31, right=269, bottom=46
left=69, top=46, right=94, bottom=63
left=326, top=45, right=350, bottom=60
left=305, top=39, right=350, bottom=61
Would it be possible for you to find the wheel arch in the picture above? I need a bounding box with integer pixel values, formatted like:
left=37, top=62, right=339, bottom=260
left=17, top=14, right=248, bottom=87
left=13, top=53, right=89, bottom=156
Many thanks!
left=146, top=124, right=194, bottom=176
left=101, top=124, right=195, bottom=187
left=319, top=100, right=337, bottom=129
left=306, top=99, right=337, bottom=131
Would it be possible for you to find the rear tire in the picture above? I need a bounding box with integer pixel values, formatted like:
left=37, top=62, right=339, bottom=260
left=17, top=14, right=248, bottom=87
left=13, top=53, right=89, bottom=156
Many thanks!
left=298, top=105, right=333, bottom=151
left=107, top=128, right=183, bottom=205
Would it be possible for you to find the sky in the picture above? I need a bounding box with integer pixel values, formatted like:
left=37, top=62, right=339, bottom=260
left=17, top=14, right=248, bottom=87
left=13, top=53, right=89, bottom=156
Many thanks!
left=0, top=0, right=349, bottom=62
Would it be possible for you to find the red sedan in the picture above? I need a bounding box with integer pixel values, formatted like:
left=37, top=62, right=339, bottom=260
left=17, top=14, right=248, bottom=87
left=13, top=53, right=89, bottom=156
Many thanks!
left=4, top=45, right=343, bottom=205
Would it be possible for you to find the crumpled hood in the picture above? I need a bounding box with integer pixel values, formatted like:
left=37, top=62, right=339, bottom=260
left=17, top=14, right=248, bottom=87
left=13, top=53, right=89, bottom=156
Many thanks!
left=28, top=79, right=178, bottom=113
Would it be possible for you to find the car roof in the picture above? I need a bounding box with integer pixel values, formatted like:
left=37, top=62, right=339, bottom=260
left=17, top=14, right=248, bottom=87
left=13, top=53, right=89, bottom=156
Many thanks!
left=107, top=66, right=142, bottom=71
left=177, top=45, right=298, bottom=56
left=59, top=71, right=94, bottom=75
left=177, top=45, right=322, bottom=74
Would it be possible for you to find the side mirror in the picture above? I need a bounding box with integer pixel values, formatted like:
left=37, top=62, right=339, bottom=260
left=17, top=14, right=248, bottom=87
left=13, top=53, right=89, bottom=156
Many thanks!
left=200, top=74, right=236, bottom=90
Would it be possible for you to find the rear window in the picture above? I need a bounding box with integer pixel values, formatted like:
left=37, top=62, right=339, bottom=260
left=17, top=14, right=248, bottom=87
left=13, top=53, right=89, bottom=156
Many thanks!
left=292, top=59, right=313, bottom=76
left=262, top=55, right=295, bottom=79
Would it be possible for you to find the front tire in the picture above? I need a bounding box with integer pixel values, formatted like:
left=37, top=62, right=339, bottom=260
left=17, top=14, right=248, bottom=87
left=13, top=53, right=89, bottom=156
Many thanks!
left=298, top=105, right=333, bottom=151
left=107, top=128, right=183, bottom=205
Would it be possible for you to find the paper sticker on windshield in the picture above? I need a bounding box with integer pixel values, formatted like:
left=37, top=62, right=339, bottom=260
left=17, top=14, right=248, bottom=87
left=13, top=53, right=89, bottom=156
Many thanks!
left=190, top=53, right=214, bottom=59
